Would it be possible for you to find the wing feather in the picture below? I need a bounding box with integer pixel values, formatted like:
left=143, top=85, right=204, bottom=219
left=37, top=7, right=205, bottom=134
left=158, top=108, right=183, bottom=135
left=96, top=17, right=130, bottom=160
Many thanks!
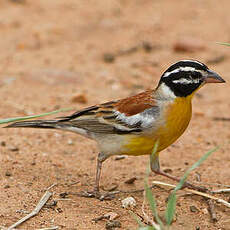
left=57, top=90, right=159, bottom=134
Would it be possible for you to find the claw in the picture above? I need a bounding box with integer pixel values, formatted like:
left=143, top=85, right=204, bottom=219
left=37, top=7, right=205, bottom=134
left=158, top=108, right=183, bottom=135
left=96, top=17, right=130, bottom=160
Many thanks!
left=182, top=181, right=208, bottom=193
left=78, top=190, right=116, bottom=200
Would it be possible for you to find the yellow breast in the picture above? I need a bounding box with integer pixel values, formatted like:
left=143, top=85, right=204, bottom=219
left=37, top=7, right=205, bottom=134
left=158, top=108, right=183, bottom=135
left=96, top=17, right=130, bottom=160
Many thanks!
left=157, top=96, right=192, bottom=151
left=123, top=96, right=192, bottom=156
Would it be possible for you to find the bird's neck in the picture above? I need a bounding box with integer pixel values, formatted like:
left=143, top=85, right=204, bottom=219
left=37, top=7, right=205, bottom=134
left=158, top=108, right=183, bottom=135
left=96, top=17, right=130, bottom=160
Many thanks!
left=155, top=83, right=176, bottom=100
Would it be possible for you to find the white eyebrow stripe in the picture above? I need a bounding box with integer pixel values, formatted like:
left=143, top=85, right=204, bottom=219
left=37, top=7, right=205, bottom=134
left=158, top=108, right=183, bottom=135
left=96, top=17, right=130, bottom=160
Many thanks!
left=163, top=67, right=195, bottom=78
left=172, top=78, right=201, bottom=84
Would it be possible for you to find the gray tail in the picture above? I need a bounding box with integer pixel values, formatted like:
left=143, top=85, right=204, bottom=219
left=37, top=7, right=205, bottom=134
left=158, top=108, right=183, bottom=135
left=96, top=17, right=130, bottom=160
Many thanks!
left=5, top=120, right=59, bottom=129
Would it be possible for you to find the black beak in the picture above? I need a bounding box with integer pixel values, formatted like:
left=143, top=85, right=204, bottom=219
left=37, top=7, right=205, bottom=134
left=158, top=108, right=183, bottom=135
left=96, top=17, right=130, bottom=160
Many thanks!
left=205, top=70, right=225, bottom=83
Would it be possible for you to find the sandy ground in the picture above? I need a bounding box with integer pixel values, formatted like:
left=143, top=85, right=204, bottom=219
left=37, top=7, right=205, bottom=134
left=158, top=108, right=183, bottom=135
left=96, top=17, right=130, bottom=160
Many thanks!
left=1, top=0, right=230, bottom=229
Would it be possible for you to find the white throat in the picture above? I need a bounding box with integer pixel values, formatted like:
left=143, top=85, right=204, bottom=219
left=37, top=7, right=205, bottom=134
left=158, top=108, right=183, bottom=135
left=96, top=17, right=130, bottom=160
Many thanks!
left=156, top=83, right=176, bottom=100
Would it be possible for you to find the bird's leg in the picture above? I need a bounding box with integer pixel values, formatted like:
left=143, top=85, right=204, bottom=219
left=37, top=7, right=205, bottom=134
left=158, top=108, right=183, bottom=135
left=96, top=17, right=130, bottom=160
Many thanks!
left=94, top=152, right=108, bottom=193
left=80, top=152, right=116, bottom=200
left=150, top=154, right=208, bottom=193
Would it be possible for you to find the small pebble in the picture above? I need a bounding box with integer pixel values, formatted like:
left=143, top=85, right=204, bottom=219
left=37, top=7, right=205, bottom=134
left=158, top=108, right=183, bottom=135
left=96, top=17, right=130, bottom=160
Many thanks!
left=46, top=200, right=57, bottom=208
left=8, top=146, right=19, bottom=152
left=71, top=94, right=88, bottom=104
left=105, top=220, right=121, bottom=229
left=173, top=38, right=206, bottom=53
left=190, top=205, right=199, bottom=213
left=4, top=185, right=10, bottom=189
left=59, top=192, right=69, bottom=198
left=114, top=155, right=127, bottom=161
left=104, top=212, right=119, bottom=221
left=5, top=171, right=12, bottom=177
left=194, top=112, right=205, bottom=117
left=163, top=168, right=172, bottom=173
left=56, top=207, right=63, bottom=213
left=67, top=139, right=73, bottom=145
left=121, top=197, right=136, bottom=208
left=53, top=105, right=60, bottom=110
left=0, top=141, right=6, bottom=146
left=142, top=41, right=153, bottom=52
left=92, top=215, right=106, bottom=222
left=202, top=208, right=209, bottom=215
left=124, top=177, right=137, bottom=184
left=103, top=53, right=115, bottom=63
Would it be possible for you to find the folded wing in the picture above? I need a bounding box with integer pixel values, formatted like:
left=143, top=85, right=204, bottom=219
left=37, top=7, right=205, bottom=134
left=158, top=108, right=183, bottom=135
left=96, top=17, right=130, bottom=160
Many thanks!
left=57, top=90, right=160, bottom=135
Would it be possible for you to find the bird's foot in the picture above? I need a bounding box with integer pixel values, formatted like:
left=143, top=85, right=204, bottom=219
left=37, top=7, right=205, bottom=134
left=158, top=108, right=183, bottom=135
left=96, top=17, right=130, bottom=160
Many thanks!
left=79, top=189, right=117, bottom=200
left=153, top=169, right=210, bottom=193
left=181, top=181, right=208, bottom=193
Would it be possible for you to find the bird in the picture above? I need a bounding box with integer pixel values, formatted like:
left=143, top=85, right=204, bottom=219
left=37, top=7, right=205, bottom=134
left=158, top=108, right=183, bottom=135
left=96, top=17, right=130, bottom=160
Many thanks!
left=5, top=60, right=225, bottom=198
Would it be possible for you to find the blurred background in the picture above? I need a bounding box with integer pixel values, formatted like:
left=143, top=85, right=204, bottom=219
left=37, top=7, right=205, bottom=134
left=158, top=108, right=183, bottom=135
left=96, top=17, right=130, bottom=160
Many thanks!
left=1, top=1, right=230, bottom=229
left=1, top=0, right=229, bottom=113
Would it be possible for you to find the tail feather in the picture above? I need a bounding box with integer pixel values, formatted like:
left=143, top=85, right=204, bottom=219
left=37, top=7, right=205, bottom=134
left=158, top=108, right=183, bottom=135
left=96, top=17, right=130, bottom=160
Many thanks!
left=4, top=119, right=89, bottom=137
left=5, top=120, right=59, bottom=129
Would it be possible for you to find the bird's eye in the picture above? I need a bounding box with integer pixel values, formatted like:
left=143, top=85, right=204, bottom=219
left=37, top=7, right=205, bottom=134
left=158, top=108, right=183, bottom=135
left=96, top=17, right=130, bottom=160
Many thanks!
left=188, top=75, right=193, bottom=81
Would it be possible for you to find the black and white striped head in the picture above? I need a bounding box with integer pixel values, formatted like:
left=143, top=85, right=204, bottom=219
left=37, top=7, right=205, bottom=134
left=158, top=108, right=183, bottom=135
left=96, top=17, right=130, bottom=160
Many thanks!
left=158, top=60, right=225, bottom=97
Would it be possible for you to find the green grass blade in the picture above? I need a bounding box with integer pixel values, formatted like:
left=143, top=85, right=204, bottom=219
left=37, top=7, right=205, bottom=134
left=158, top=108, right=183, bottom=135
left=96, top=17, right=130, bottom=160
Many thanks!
left=151, top=140, right=159, bottom=162
left=0, top=108, right=72, bottom=124
left=165, top=192, right=176, bottom=226
left=144, top=182, right=163, bottom=227
left=216, top=42, right=230, bottom=47
left=174, top=146, right=218, bottom=191
left=148, top=140, right=159, bottom=176
left=165, top=147, right=218, bottom=225
left=143, top=140, right=164, bottom=228
left=138, top=227, right=155, bottom=230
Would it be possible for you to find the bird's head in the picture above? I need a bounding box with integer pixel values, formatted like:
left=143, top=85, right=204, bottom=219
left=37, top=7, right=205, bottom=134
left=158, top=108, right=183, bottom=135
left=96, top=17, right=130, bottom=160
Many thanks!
left=158, top=60, right=225, bottom=98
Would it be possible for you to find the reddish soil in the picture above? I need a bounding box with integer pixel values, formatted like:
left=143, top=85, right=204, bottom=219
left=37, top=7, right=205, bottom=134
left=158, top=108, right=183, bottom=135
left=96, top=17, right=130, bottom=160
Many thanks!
left=1, top=1, right=230, bottom=229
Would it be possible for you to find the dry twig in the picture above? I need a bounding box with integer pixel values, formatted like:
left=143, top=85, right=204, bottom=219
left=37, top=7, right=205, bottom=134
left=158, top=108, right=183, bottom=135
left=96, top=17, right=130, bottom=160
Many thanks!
left=7, top=191, right=52, bottom=230
left=186, top=180, right=230, bottom=188
left=152, top=181, right=230, bottom=208
left=45, top=183, right=57, bottom=191
left=211, top=188, right=230, bottom=194
left=37, top=227, right=59, bottom=230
